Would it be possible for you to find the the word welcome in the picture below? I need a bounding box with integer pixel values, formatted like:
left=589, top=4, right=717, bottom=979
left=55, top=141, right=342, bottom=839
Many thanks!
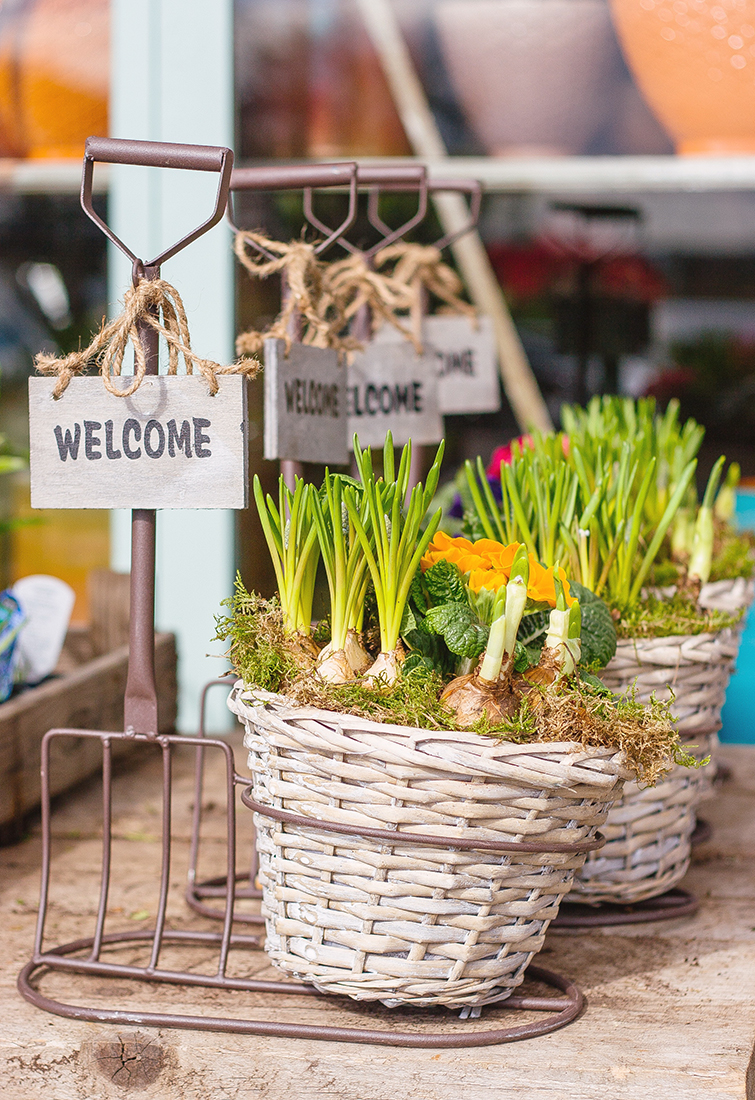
left=52, top=418, right=213, bottom=462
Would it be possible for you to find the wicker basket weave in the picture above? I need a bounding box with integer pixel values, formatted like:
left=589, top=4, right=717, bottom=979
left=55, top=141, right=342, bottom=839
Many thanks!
left=230, top=685, right=627, bottom=1007
left=568, top=578, right=750, bottom=905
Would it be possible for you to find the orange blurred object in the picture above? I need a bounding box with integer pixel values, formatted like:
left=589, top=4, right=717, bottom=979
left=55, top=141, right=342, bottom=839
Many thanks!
left=0, top=0, right=108, bottom=160
left=610, top=0, right=755, bottom=154
left=306, top=0, right=409, bottom=157
left=10, top=477, right=110, bottom=624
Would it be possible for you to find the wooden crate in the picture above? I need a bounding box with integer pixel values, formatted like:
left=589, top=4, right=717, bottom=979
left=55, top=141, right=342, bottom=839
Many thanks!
left=0, top=629, right=177, bottom=842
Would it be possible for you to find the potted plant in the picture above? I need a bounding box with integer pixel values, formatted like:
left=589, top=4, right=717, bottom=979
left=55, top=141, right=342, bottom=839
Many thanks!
left=219, top=434, right=691, bottom=1005
left=461, top=397, right=749, bottom=904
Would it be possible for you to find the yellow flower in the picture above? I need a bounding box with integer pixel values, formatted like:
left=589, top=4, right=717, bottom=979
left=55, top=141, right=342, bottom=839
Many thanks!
left=467, top=568, right=508, bottom=593
left=421, top=532, right=488, bottom=574
left=474, top=539, right=521, bottom=574
left=421, top=534, right=575, bottom=608
left=526, top=558, right=574, bottom=607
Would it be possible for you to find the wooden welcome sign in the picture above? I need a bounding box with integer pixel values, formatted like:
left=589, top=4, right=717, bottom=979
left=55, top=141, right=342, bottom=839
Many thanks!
left=263, top=338, right=349, bottom=465
left=347, top=340, right=442, bottom=449
left=29, top=375, right=249, bottom=509
left=425, top=315, right=501, bottom=416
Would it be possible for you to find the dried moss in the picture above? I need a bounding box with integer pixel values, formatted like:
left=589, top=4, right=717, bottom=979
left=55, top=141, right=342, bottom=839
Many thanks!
left=493, top=681, right=701, bottom=786
left=218, top=580, right=695, bottom=785
left=617, top=591, right=742, bottom=639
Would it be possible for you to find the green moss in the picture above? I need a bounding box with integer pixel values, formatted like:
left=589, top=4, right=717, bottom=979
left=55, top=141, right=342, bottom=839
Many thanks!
left=710, top=531, right=755, bottom=583
left=215, top=578, right=301, bottom=693
left=617, top=592, right=742, bottom=639
left=291, top=666, right=455, bottom=730
left=220, top=579, right=694, bottom=785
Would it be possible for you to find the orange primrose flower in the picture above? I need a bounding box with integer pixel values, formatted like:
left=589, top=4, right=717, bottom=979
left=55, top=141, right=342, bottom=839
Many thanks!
left=421, top=534, right=574, bottom=608
left=526, top=558, right=574, bottom=607
left=467, top=567, right=509, bottom=593
left=421, top=531, right=488, bottom=574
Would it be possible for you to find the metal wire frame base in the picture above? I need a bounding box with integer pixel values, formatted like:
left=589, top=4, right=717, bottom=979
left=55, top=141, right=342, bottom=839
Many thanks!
left=185, top=678, right=263, bottom=925
left=18, top=724, right=590, bottom=1047
left=18, top=942, right=584, bottom=1047
left=551, top=887, right=699, bottom=928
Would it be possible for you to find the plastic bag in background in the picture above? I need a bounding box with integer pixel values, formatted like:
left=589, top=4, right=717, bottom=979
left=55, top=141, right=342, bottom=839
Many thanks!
left=11, top=575, right=75, bottom=686
left=0, top=591, right=24, bottom=702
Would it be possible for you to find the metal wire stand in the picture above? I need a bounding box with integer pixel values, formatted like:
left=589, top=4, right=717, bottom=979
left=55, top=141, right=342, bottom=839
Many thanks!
left=185, top=676, right=263, bottom=925
left=19, top=725, right=588, bottom=1046
left=691, top=817, right=713, bottom=847
left=552, top=888, right=699, bottom=929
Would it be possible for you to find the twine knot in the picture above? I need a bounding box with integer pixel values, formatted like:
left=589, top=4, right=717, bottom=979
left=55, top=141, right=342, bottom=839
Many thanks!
left=374, top=241, right=477, bottom=350
left=233, top=233, right=476, bottom=363
left=234, top=231, right=342, bottom=356
left=36, top=276, right=260, bottom=399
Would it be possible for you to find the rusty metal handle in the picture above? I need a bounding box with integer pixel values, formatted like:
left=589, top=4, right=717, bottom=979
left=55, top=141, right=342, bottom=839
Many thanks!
left=428, top=178, right=482, bottom=251
left=81, top=135, right=233, bottom=277
left=85, top=136, right=228, bottom=172
left=361, top=164, right=429, bottom=258
left=231, top=162, right=356, bottom=192
left=356, top=164, right=427, bottom=186
left=242, top=791, right=606, bottom=855
left=364, top=174, right=482, bottom=251
left=229, top=161, right=358, bottom=258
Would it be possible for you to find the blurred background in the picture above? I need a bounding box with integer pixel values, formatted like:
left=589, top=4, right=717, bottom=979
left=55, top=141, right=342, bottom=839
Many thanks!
left=2, top=0, right=755, bottom=724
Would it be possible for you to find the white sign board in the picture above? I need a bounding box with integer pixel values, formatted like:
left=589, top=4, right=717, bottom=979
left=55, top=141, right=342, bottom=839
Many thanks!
left=29, top=374, right=249, bottom=509
left=425, top=315, right=501, bottom=415
left=347, top=340, right=442, bottom=449
left=263, top=338, right=349, bottom=465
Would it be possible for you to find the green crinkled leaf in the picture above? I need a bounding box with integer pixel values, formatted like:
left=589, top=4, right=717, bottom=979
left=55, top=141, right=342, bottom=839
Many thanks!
left=400, top=601, right=417, bottom=636
left=512, top=582, right=617, bottom=670
left=409, top=569, right=429, bottom=614
left=513, top=640, right=543, bottom=672
left=579, top=670, right=613, bottom=695
left=568, top=580, right=599, bottom=605
left=569, top=581, right=617, bottom=669
left=424, top=560, right=467, bottom=605
left=402, top=652, right=437, bottom=676
left=517, top=609, right=550, bottom=647
left=425, top=602, right=489, bottom=658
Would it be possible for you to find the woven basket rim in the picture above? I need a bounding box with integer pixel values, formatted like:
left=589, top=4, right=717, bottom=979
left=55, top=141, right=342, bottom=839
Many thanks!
left=232, top=682, right=609, bottom=753
left=616, top=626, right=737, bottom=647
left=230, top=683, right=633, bottom=785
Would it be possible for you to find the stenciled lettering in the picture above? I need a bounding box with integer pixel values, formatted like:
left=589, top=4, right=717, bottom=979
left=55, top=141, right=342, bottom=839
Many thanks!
left=122, top=418, right=142, bottom=460
left=167, top=419, right=192, bottom=458
left=53, top=423, right=81, bottom=461
left=84, top=420, right=102, bottom=460
left=49, top=414, right=221, bottom=465
left=105, top=420, right=121, bottom=460
left=193, top=418, right=212, bottom=458
left=284, top=378, right=339, bottom=417
left=348, top=381, right=423, bottom=417
left=144, top=419, right=166, bottom=459
left=436, top=347, right=475, bottom=378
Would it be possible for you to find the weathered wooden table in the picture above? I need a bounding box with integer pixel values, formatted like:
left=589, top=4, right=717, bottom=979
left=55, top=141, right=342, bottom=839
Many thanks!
left=2, top=741, right=754, bottom=1100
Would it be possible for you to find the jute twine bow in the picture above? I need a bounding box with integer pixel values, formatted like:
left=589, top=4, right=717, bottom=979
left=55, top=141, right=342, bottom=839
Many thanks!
left=374, top=242, right=477, bottom=351
left=232, top=232, right=477, bottom=362
left=234, top=231, right=344, bottom=356
left=36, top=277, right=260, bottom=399
left=321, top=252, right=420, bottom=351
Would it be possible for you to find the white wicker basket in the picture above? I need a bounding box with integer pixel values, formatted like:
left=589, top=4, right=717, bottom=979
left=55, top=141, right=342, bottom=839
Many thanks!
left=569, top=578, right=751, bottom=905
left=230, top=685, right=628, bottom=1007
